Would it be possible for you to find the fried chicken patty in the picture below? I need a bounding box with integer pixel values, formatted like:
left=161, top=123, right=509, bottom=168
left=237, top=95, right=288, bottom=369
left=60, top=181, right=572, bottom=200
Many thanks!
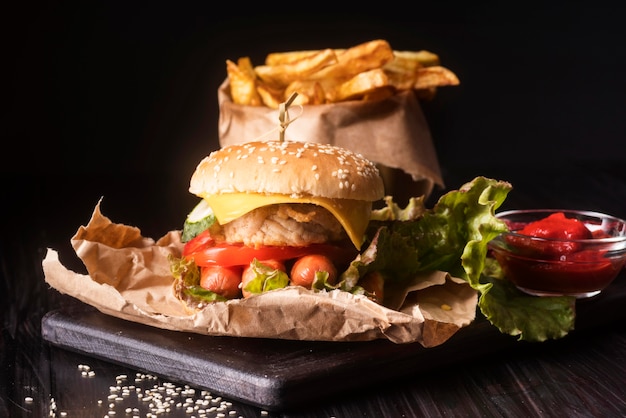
left=208, top=204, right=347, bottom=247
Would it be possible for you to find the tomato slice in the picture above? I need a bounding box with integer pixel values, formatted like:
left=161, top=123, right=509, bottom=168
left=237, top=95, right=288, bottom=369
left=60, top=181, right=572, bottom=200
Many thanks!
left=183, top=229, right=214, bottom=257
left=183, top=231, right=355, bottom=268
left=188, top=243, right=355, bottom=267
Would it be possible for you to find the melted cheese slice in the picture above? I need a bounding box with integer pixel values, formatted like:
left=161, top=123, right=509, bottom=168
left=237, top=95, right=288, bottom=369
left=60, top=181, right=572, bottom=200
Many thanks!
left=204, top=193, right=372, bottom=249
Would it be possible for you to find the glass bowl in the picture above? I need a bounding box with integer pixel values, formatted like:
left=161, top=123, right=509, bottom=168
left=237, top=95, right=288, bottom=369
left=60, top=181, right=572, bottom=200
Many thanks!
left=488, top=209, right=626, bottom=298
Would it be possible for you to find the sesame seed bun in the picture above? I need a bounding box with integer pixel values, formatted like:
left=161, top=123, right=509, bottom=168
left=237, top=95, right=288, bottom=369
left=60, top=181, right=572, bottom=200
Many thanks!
left=189, top=140, right=384, bottom=202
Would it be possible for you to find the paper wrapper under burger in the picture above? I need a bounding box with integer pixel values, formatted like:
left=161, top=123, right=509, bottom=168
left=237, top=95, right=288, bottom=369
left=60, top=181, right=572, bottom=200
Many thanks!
left=42, top=201, right=477, bottom=346
left=218, top=79, right=444, bottom=199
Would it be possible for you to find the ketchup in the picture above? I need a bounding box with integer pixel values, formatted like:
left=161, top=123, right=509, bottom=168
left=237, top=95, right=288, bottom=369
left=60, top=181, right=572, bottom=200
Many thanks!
left=495, top=212, right=624, bottom=296
left=509, top=212, right=592, bottom=256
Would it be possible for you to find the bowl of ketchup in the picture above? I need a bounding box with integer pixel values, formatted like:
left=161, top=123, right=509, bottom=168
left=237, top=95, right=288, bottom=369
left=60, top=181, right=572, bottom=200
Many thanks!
left=488, top=209, right=626, bottom=298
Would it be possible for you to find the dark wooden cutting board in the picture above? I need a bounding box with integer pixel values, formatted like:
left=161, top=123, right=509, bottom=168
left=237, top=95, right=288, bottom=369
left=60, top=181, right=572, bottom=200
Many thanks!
left=41, top=274, right=626, bottom=411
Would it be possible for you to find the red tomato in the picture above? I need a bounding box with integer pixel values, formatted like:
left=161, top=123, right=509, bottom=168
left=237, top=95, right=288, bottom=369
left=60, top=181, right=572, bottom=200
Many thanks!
left=199, top=265, right=242, bottom=299
left=290, top=254, right=338, bottom=289
left=183, top=230, right=214, bottom=257
left=186, top=239, right=357, bottom=268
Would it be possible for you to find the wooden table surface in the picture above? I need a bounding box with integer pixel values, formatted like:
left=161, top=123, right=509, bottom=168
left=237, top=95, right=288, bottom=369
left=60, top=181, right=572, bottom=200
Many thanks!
left=2, top=161, right=626, bottom=417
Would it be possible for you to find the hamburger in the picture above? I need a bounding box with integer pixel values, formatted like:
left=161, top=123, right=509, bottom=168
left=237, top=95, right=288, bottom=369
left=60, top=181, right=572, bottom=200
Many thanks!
left=171, top=139, right=385, bottom=308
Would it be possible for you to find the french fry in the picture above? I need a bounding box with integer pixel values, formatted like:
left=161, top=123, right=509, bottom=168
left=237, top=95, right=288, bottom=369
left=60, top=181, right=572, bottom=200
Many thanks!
left=363, top=86, right=395, bottom=102
left=383, top=68, right=418, bottom=91
left=254, top=48, right=338, bottom=87
left=413, top=66, right=460, bottom=90
left=393, top=50, right=440, bottom=67
left=383, top=50, right=445, bottom=91
left=309, top=39, right=394, bottom=83
left=334, top=68, right=389, bottom=102
left=256, top=82, right=285, bottom=109
left=237, top=56, right=257, bottom=78
left=225, top=40, right=459, bottom=107
left=265, top=49, right=348, bottom=66
left=384, top=55, right=423, bottom=75
left=226, top=59, right=262, bottom=106
left=382, top=53, right=422, bottom=90
left=284, top=80, right=326, bottom=105
left=265, top=50, right=319, bottom=66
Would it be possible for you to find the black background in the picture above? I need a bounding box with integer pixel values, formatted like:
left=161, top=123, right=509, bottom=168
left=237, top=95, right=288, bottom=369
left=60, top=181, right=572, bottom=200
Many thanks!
left=3, top=2, right=626, bottom=254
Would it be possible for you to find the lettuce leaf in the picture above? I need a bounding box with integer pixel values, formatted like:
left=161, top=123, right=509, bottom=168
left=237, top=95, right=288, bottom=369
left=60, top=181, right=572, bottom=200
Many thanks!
left=478, top=274, right=575, bottom=341
left=342, top=176, right=511, bottom=284
left=242, top=259, right=290, bottom=295
left=342, top=176, right=577, bottom=342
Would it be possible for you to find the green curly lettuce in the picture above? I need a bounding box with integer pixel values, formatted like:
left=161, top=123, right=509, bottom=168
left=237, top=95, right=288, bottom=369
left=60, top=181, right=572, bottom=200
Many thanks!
left=340, top=176, right=576, bottom=342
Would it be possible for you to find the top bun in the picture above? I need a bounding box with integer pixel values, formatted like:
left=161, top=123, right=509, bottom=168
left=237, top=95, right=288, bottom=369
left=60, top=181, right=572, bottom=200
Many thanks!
left=190, top=140, right=384, bottom=202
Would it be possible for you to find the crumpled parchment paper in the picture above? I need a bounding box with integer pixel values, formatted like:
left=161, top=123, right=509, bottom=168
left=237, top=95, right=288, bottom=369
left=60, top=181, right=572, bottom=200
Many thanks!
left=43, top=201, right=477, bottom=346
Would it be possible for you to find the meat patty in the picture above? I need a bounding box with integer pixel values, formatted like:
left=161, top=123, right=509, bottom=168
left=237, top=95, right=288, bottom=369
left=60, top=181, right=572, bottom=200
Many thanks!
left=209, top=204, right=347, bottom=247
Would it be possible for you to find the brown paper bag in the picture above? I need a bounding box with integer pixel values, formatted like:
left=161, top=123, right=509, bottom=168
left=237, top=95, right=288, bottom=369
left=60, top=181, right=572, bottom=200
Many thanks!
left=217, top=79, right=444, bottom=199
